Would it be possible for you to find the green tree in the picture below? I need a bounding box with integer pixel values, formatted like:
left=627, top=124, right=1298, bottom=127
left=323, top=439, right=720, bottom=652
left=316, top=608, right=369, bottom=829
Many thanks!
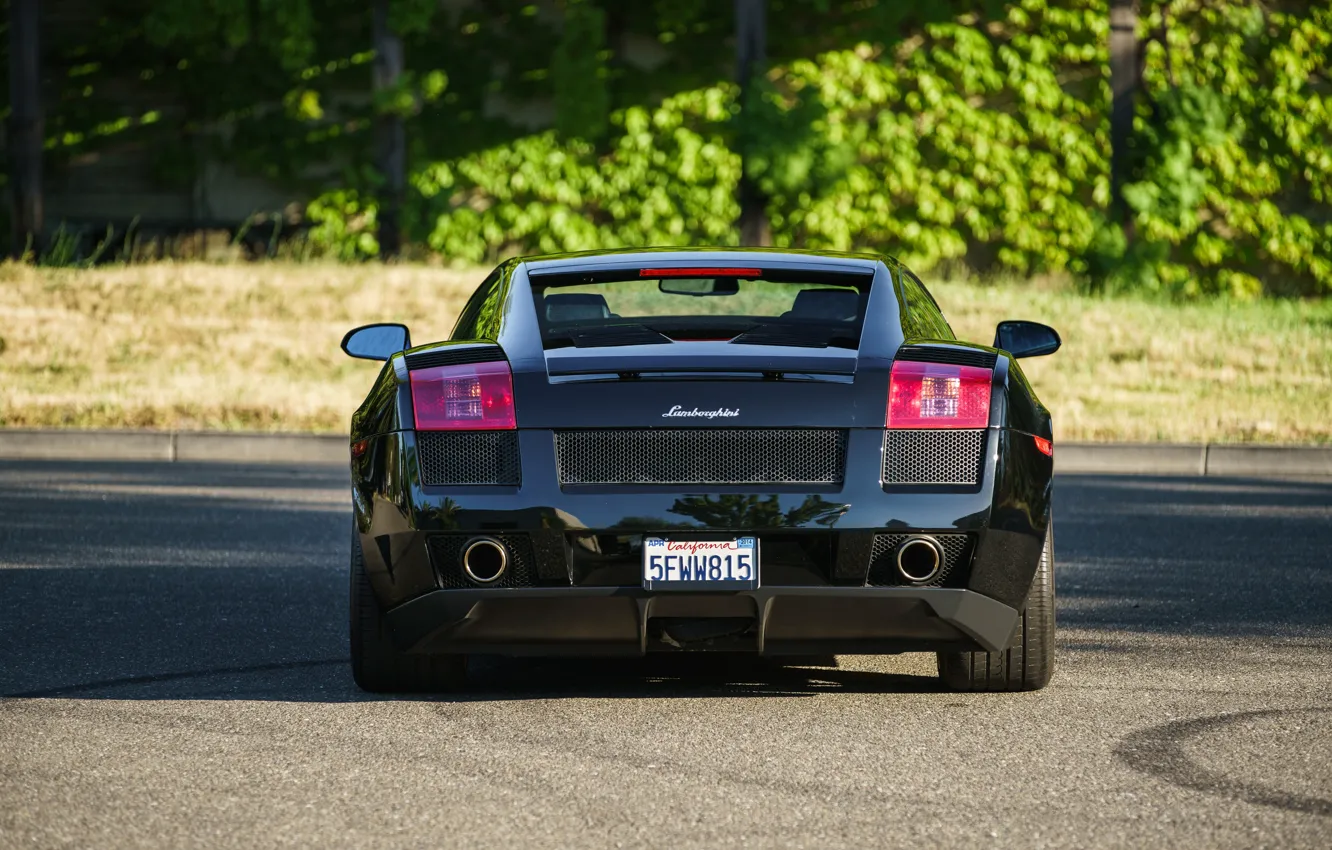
left=10, top=0, right=1330, bottom=296
left=553, top=0, right=611, bottom=143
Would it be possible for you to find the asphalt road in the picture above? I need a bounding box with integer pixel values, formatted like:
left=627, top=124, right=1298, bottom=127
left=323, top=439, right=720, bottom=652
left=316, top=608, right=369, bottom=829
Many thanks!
left=1, top=460, right=1329, bottom=850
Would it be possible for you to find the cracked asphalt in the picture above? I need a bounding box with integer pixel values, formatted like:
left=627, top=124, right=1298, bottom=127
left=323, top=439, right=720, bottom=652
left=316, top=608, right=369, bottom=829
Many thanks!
left=1, top=460, right=1330, bottom=849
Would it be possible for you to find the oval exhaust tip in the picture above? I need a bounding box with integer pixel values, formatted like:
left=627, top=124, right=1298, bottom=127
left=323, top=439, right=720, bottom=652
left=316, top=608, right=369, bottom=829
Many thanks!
left=896, top=537, right=943, bottom=584
left=461, top=537, right=509, bottom=585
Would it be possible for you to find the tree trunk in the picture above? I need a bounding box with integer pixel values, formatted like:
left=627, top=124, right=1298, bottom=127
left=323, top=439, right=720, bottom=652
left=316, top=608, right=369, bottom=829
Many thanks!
left=372, top=0, right=405, bottom=260
left=1109, top=0, right=1139, bottom=237
left=8, top=0, right=43, bottom=258
left=735, top=0, right=770, bottom=247
left=603, top=0, right=627, bottom=152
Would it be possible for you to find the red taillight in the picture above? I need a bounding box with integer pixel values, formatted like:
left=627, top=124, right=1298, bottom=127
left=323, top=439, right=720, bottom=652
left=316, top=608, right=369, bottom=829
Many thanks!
left=887, top=361, right=992, bottom=429
left=410, top=361, right=516, bottom=430
left=1033, top=436, right=1053, bottom=456
left=639, top=267, right=761, bottom=277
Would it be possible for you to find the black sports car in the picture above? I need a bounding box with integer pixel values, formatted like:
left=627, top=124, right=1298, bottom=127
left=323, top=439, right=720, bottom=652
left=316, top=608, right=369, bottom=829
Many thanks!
left=341, top=249, right=1060, bottom=693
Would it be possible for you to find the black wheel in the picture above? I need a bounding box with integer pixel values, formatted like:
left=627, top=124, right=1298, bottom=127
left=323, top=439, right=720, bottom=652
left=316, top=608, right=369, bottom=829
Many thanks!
left=937, top=526, right=1055, bottom=692
left=350, top=530, right=467, bottom=693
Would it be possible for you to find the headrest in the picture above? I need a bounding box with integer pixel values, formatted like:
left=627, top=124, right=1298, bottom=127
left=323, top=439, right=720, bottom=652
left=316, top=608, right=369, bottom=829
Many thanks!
left=545, top=293, right=611, bottom=323
left=787, top=289, right=859, bottom=321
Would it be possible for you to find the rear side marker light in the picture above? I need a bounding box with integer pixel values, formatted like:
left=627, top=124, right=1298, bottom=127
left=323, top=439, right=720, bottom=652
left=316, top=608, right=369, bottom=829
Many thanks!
left=1034, top=436, right=1053, bottom=456
left=411, top=361, right=516, bottom=430
left=887, top=360, right=991, bottom=429
left=639, top=267, right=761, bottom=278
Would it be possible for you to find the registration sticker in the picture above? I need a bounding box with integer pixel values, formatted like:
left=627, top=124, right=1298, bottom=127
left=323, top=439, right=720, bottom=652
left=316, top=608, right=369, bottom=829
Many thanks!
left=642, top=537, right=759, bottom=591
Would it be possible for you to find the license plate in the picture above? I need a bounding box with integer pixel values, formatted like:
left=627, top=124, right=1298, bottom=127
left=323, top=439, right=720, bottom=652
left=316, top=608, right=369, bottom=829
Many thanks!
left=642, top=537, right=759, bottom=591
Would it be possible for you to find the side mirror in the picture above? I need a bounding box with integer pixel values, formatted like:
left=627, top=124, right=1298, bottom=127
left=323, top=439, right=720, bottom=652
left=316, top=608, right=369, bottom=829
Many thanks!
left=341, top=323, right=411, bottom=361
left=993, top=320, right=1061, bottom=358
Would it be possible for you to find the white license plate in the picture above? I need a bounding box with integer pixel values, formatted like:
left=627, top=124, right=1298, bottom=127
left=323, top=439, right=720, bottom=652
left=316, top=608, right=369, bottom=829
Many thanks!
left=642, top=537, right=759, bottom=591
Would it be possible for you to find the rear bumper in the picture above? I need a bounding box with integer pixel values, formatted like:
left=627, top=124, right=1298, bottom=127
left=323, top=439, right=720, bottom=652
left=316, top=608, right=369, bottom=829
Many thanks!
left=386, top=586, right=1019, bottom=656
left=353, top=424, right=1051, bottom=656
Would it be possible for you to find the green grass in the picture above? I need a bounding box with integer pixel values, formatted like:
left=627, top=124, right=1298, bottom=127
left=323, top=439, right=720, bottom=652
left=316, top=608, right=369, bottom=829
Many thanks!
left=1, top=261, right=1329, bottom=442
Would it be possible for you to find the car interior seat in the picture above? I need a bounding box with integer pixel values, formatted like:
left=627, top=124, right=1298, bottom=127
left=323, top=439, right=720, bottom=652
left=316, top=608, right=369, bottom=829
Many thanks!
left=783, top=289, right=860, bottom=321
left=544, top=293, right=613, bottom=323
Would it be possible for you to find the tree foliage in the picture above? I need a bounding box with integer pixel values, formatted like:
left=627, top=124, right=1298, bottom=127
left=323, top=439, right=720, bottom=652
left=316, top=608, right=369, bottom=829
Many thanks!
left=12, top=0, right=1332, bottom=296
left=552, top=0, right=611, bottom=143
left=1112, top=0, right=1332, bottom=297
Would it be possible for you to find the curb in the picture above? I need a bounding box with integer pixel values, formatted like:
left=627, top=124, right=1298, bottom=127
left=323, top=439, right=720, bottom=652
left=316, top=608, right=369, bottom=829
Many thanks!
left=0, top=429, right=348, bottom=465
left=1202, top=444, right=1332, bottom=477
left=1052, top=443, right=1332, bottom=476
left=1052, top=443, right=1205, bottom=475
left=0, top=429, right=1329, bottom=476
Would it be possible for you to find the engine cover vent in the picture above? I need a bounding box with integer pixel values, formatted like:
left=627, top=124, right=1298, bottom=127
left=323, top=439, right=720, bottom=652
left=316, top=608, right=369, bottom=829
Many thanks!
left=895, top=345, right=997, bottom=370
left=405, top=345, right=505, bottom=371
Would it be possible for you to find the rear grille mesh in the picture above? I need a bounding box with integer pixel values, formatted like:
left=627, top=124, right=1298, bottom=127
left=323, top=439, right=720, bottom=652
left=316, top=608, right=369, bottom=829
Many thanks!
left=867, top=533, right=974, bottom=587
left=554, top=429, right=846, bottom=485
left=883, top=429, right=985, bottom=485
left=417, top=431, right=521, bottom=486
left=427, top=533, right=537, bottom=588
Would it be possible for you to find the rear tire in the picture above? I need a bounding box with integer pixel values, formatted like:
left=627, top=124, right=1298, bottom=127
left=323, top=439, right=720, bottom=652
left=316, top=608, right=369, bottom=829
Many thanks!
left=350, top=530, right=467, bottom=693
left=937, top=526, right=1055, bottom=692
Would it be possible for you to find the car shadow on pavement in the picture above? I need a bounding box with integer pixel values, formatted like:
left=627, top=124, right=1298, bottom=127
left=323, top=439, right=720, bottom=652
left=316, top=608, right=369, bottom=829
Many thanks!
left=2, top=654, right=948, bottom=702
left=3, top=461, right=1330, bottom=703
left=455, top=653, right=948, bottom=700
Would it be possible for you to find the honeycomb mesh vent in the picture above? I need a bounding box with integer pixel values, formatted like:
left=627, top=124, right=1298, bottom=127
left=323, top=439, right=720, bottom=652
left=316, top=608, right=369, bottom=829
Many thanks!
left=554, top=429, right=846, bottom=485
left=417, top=431, right=520, bottom=486
left=427, top=533, right=537, bottom=589
left=883, top=429, right=985, bottom=485
left=867, top=533, right=974, bottom=587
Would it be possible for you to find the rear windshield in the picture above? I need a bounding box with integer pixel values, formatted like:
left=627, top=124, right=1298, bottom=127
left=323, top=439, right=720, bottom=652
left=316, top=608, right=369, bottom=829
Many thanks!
left=530, top=269, right=872, bottom=349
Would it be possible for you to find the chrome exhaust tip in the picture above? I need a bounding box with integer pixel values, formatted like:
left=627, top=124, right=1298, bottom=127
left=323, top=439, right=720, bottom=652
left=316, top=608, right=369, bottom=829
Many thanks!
left=461, top=537, right=509, bottom=585
left=895, top=536, right=944, bottom=584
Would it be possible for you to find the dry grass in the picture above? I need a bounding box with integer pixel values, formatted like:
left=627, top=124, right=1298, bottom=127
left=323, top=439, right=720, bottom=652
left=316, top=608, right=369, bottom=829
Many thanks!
left=0, top=262, right=475, bottom=432
left=2, top=261, right=1329, bottom=442
left=934, top=278, right=1332, bottom=443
